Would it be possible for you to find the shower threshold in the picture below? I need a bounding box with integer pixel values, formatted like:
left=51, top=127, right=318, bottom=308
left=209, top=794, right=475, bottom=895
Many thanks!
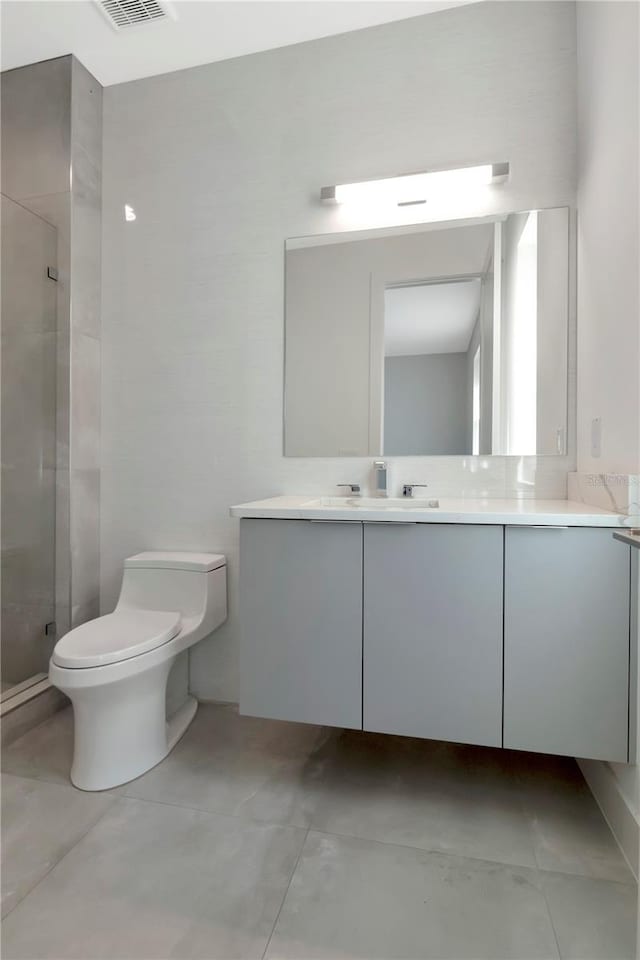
left=0, top=673, right=49, bottom=706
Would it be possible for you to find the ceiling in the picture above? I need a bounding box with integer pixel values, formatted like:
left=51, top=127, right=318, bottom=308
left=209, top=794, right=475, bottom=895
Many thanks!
left=0, top=0, right=472, bottom=87
left=385, top=279, right=482, bottom=356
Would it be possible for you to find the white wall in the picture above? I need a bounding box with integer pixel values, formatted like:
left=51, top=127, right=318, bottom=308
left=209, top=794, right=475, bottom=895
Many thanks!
left=285, top=240, right=372, bottom=457
left=101, top=1, right=577, bottom=701
left=575, top=0, right=640, bottom=879
left=576, top=1, right=640, bottom=475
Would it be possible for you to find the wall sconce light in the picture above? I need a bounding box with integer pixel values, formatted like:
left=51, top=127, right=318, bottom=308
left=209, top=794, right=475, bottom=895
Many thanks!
left=124, top=203, right=137, bottom=222
left=320, top=162, right=509, bottom=207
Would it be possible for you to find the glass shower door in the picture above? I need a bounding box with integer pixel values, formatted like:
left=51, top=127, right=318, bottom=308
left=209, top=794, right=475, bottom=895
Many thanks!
left=1, top=194, right=57, bottom=696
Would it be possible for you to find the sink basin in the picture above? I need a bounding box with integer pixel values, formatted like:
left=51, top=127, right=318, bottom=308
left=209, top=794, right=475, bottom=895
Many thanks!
left=303, top=497, right=440, bottom=509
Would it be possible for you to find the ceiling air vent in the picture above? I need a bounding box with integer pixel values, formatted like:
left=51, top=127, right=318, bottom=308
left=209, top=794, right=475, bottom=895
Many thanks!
left=97, top=0, right=176, bottom=31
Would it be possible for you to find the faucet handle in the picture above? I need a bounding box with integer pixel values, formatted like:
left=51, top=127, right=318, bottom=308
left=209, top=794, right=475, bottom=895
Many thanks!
left=337, top=483, right=361, bottom=496
left=402, top=483, right=428, bottom=498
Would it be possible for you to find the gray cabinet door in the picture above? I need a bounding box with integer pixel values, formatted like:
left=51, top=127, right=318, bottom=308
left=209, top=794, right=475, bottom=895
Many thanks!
left=363, top=523, right=503, bottom=746
left=239, top=519, right=363, bottom=729
left=504, top=527, right=630, bottom=761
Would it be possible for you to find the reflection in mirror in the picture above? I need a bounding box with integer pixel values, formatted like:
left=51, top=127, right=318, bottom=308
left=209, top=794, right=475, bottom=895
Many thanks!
left=284, top=207, right=569, bottom=458
left=384, top=279, right=484, bottom=455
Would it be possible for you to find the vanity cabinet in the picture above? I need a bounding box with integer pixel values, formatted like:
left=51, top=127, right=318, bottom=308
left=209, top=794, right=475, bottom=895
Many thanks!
left=363, top=523, right=503, bottom=747
left=239, top=519, right=363, bottom=728
left=503, top=527, right=630, bottom=762
left=239, top=517, right=633, bottom=762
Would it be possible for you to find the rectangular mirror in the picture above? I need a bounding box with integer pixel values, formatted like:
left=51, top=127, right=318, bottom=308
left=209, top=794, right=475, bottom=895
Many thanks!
left=284, top=207, right=569, bottom=457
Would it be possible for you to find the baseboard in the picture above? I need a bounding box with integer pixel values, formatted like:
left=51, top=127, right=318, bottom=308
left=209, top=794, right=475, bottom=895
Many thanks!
left=579, top=758, right=639, bottom=880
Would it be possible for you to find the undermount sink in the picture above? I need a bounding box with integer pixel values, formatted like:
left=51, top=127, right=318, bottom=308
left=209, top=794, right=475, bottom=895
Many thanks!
left=302, top=496, right=440, bottom=509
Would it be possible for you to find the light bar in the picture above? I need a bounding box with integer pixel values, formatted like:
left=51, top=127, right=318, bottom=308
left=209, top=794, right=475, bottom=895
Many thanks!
left=321, top=162, right=509, bottom=207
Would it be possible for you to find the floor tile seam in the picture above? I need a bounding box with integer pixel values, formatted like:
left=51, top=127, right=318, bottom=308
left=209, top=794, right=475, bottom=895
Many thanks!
left=6, top=781, right=634, bottom=893
left=1, top=709, right=73, bottom=753
left=116, top=794, right=636, bottom=885
left=0, top=794, right=118, bottom=920
left=537, top=866, right=637, bottom=888
left=1, top=769, right=73, bottom=789
left=116, top=791, right=309, bottom=837
left=1, top=770, right=124, bottom=801
left=115, top=792, right=539, bottom=871
left=303, top=824, right=543, bottom=875
left=310, top=825, right=634, bottom=889
left=261, top=827, right=310, bottom=960
left=257, top=829, right=574, bottom=960
left=537, top=870, right=567, bottom=960
left=513, top=778, right=636, bottom=887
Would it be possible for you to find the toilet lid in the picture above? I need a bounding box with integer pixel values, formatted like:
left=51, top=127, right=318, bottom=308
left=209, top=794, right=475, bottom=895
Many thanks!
left=52, top=609, right=182, bottom=669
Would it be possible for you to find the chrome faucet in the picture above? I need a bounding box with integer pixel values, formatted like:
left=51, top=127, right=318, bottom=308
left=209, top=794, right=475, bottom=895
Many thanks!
left=373, top=460, right=388, bottom=498
left=402, top=483, right=428, bottom=498
left=337, top=483, right=361, bottom=497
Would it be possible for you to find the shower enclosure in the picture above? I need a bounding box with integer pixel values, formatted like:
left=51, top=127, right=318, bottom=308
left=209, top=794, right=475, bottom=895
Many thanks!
left=1, top=57, right=102, bottom=731
left=1, top=195, right=58, bottom=698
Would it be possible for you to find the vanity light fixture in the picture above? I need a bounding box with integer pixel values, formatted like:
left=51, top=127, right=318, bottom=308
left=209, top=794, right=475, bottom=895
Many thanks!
left=320, top=162, right=509, bottom=207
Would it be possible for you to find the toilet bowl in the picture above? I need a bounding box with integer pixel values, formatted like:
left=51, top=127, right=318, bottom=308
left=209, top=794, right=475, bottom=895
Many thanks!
left=49, top=551, right=227, bottom=791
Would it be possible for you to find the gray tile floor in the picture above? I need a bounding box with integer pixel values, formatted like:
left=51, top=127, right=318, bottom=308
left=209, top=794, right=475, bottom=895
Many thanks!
left=1, top=702, right=636, bottom=959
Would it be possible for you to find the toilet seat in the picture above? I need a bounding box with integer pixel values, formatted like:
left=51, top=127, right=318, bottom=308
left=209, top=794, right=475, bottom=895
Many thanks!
left=51, top=609, right=181, bottom=669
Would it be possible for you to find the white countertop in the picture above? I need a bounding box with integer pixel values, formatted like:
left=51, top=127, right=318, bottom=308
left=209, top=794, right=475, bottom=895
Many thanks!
left=230, top=496, right=632, bottom=527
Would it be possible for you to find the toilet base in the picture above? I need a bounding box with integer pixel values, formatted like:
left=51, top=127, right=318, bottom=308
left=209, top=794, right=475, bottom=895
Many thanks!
left=167, top=694, right=198, bottom=753
left=64, top=659, right=199, bottom=791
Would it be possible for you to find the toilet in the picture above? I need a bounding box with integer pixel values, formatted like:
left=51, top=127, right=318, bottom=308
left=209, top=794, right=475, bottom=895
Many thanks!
left=49, top=551, right=227, bottom=791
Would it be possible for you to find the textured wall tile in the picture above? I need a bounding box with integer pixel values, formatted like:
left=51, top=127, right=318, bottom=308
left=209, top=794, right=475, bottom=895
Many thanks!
left=71, top=57, right=103, bottom=167
left=67, top=61, right=103, bottom=625
left=0, top=56, right=71, bottom=202
left=70, top=468, right=100, bottom=613
left=70, top=332, right=101, bottom=471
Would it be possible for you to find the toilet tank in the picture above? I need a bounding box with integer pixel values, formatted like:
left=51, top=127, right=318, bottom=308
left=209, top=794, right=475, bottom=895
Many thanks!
left=116, top=552, right=227, bottom=637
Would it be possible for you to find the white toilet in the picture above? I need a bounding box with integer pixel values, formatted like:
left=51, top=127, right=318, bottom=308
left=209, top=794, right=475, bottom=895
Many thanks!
left=49, top=551, right=227, bottom=791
